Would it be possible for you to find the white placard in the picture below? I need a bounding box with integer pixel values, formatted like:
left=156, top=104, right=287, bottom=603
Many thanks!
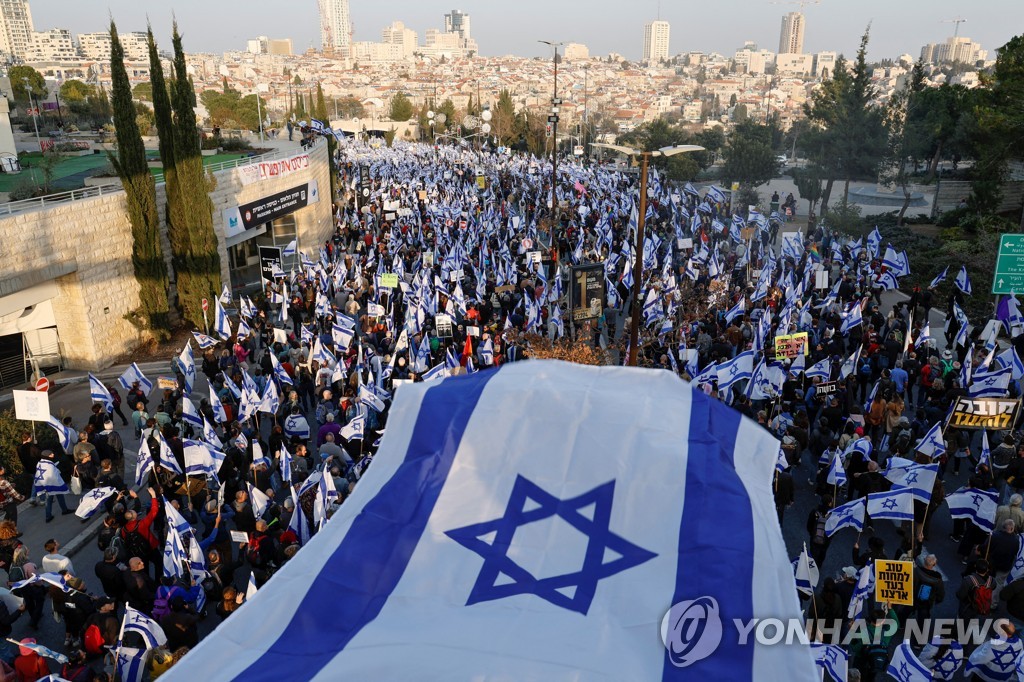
left=273, top=328, right=288, bottom=344
left=678, top=238, right=693, bottom=250
left=230, top=530, right=249, bottom=544
left=526, top=251, right=542, bottom=265
left=450, top=270, right=463, bottom=282
left=815, top=270, right=829, bottom=290
left=466, top=326, right=480, bottom=337
left=12, top=390, right=49, bottom=421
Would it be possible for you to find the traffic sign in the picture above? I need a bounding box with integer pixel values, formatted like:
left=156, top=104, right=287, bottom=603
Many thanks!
left=201, top=298, right=209, bottom=312
left=993, top=234, right=1024, bottom=294
left=35, top=377, right=49, bottom=392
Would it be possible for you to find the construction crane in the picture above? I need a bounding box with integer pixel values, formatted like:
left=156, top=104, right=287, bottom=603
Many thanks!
left=769, top=0, right=821, bottom=12
left=941, top=16, right=967, bottom=38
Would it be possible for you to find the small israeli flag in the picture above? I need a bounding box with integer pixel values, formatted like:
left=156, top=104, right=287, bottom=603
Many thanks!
left=33, top=459, right=69, bottom=495
left=74, top=486, right=117, bottom=519
left=214, top=298, right=232, bottom=340
left=120, top=605, right=167, bottom=649
left=89, top=373, right=113, bottom=411
left=886, top=640, right=931, bottom=682
left=954, top=265, right=972, bottom=295
left=118, top=362, right=153, bottom=394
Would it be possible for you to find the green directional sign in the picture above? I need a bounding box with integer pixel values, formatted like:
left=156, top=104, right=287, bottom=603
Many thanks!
left=993, top=234, right=1024, bottom=294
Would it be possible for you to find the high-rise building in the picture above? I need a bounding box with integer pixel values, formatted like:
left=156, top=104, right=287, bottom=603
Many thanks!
left=0, top=0, right=35, bottom=61
left=920, top=36, right=986, bottom=65
left=247, top=36, right=269, bottom=54
left=813, top=51, right=837, bottom=78
left=778, top=12, right=804, bottom=55
left=267, top=39, right=292, bottom=55
left=381, top=21, right=417, bottom=58
left=444, top=9, right=470, bottom=41
left=642, top=20, right=670, bottom=63
left=319, top=0, right=351, bottom=56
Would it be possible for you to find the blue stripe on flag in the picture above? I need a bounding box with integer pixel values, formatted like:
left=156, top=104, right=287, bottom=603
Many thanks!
left=233, top=369, right=498, bottom=681
left=663, top=395, right=753, bottom=679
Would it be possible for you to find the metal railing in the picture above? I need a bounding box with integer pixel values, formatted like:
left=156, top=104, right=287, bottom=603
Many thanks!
left=1, top=142, right=321, bottom=217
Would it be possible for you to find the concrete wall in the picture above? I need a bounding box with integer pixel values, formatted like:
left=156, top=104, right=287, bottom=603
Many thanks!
left=933, top=179, right=1024, bottom=217
left=0, top=141, right=335, bottom=371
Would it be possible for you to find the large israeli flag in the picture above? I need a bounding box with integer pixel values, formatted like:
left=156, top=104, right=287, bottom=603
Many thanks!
left=171, top=361, right=817, bottom=681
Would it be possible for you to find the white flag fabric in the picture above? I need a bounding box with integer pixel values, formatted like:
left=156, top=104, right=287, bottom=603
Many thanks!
left=74, top=486, right=117, bottom=519
left=887, top=640, right=931, bottom=682
left=964, top=635, right=1023, bottom=681
left=118, top=362, right=153, bottom=394
left=88, top=373, right=113, bottom=411
left=120, top=605, right=167, bottom=649
left=172, top=361, right=817, bottom=681
left=866, top=487, right=916, bottom=522
left=33, top=459, right=68, bottom=495
left=810, top=642, right=847, bottom=682
left=946, top=487, right=999, bottom=532
left=825, top=498, right=865, bottom=537
left=163, top=525, right=186, bottom=579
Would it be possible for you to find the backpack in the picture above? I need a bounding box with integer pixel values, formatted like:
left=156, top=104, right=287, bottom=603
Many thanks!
left=858, top=642, right=889, bottom=674
left=246, top=535, right=267, bottom=567
left=152, top=585, right=183, bottom=621
left=119, top=526, right=151, bottom=562
left=969, top=575, right=994, bottom=616
left=83, top=623, right=104, bottom=655
left=108, top=534, right=128, bottom=564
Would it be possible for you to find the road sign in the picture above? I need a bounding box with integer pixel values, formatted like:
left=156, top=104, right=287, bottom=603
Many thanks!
left=993, top=234, right=1024, bottom=294
left=34, top=377, right=49, bottom=392
left=201, top=298, right=209, bottom=312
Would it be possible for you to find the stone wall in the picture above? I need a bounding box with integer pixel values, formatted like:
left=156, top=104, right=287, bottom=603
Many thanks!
left=0, top=141, right=335, bottom=371
left=0, top=190, right=145, bottom=370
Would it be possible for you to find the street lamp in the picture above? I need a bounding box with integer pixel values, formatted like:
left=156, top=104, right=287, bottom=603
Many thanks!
left=22, top=78, right=41, bottom=153
left=539, top=40, right=563, bottom=231
left=427, top=109, right=435, bottom=141
left=591, top=142, right=705, bottom=367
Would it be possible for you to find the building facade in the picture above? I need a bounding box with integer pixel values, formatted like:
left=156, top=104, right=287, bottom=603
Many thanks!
left=319, top=0, right=352, bottom=56
left=26, top=27, right=73, bottom=62
left=778, top=12, right=804, bottom=55
left=78, top=31, right=148, bottom=62
left=0, top=0, right=34, bottom=61
left=381, top=21, right=417, bottom=59
left=643, top=20, right=670, bottom=63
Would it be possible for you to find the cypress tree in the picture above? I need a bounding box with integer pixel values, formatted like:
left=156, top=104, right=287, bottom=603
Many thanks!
left=109, top=20, right=170, bottom=337
left=166, top=22, right=221, bottom=329
left=314, top=82, right=328, bottom=121
left=295, top=92, right=306, bottom=120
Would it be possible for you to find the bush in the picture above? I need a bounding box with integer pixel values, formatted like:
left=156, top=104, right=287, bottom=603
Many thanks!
left=7, top=179, right=38, bottom=200
left=200, top=135, right=220, bottom=151
left=823, top=200, right=864, bottom=236
left=936, top=207, right=970, bottom=228
left=220, top=137, right=252, bottom=152
left=0, top=409, right=59, bottom=476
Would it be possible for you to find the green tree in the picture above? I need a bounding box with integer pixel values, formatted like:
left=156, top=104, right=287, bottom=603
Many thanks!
left=791, top=166, right=825, bottom=215
left=437, top=99, right=457, bottom=127
left=880, top=60, right=926, bottom=224
left=88, top=87, right=112, bottom=120
left=36, top=149, right=62, bottom=193
left=972, top=35, right=1024, bottom=219
left=132, top=82, right=153, bottom=101
left=693, top=127, right=726, bottom=170
left=165, top=22, right=222, bottom=329
left=59, top=79, right=93, bottom=103
left=109, top=20, right=170, bottom=336
left=389, top=92, right=414, bottom=122
left=9, top=65, right=45, bottom=101
left=619, top=119, right=700, bottom=181
left=313, top=82, right=328, bottom=121
left=334, top=95, right=364, bottom=119
left=147, top=27, right=176, bottom=172
left=721, top=120, right=779, bottom=190
left=732, top=103, right=748, bottom=122
left=492, top=89, right=517, bottom=145
left=804, top=29, right=887, bottom=207
left=294, top=92, right=306, bottom=120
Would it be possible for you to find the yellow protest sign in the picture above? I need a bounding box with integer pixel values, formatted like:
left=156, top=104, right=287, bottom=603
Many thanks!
left=773, top=332, right=809, bottom=359
left=379, top=273, right=399, bottom=289
left=874, top=559, right=913, bottom=606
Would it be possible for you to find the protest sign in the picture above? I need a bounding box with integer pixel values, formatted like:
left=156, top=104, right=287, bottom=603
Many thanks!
left=874, top=559, right=913, bottom=606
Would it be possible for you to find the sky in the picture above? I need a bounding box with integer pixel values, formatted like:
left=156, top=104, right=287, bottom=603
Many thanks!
left=27, top=0, right=1023, bottom=62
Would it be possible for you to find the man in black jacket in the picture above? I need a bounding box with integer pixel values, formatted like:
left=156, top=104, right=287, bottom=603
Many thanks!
left=94, top=547, right=126, bottom=606
left=912, top=554, right=945, bottom=622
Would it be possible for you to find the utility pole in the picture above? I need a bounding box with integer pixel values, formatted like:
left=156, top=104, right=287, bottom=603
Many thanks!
left=23, top=79, right=40, bottom=153
left=540, top=40, right=563, bottom=233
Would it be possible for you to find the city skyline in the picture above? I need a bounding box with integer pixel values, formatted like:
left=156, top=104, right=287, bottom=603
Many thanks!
left=19, top=0, right=1021, bottom=61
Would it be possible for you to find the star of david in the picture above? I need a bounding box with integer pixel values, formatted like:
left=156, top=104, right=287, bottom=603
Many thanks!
left=972, top=494, right=984, bottom=509
left=897, top=661, right=913, bottom=681
left=882, top=498, right=898, bottom=510
left=445, top=475, right=657, bottom=615
left=727, top=365, right=738, bottom=377
left=933, top=655, right=957, bottom=675
left=824, top=647, right=838, bottom=664
left=835, top=506, right=853, bottom=518
left=1016, top=556, right=1024, bottom=571
left=904, top=472, right=919, bottom=484
left=992, top=645, right=1017, bottom=670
